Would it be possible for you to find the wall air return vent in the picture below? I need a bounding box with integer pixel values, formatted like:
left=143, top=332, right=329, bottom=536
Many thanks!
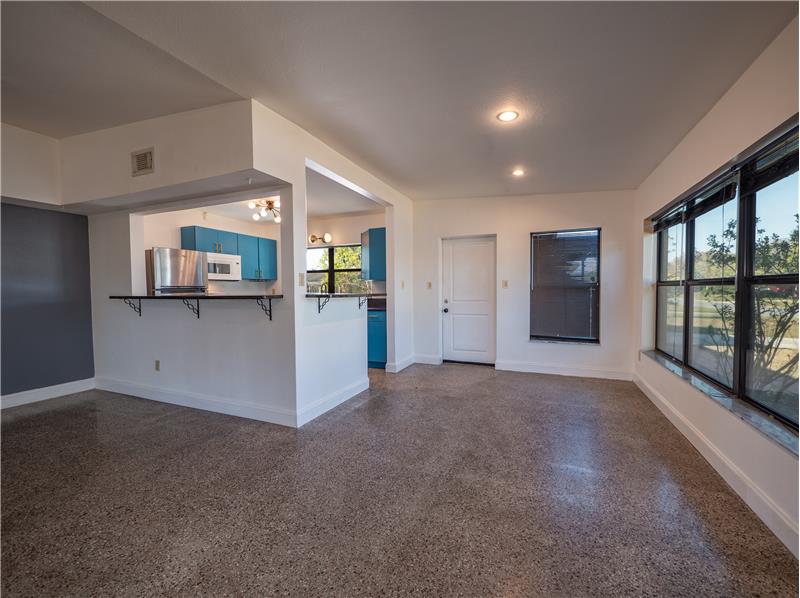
left=131, top=147, right=154, bottom=177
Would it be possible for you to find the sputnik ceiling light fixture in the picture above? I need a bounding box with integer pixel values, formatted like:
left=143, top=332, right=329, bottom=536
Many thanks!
left=248, top=197, right=281, bottom=222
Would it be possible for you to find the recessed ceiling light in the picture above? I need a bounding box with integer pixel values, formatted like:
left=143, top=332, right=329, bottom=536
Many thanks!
left=512, top=168, right=525, bottom=177
left=497, top=110, right=519, bottom=122
left=252, top=213, right=261, bottom=221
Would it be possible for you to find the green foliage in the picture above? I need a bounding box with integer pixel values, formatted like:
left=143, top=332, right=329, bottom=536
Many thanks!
left=701, top=211, right=798, bottom=406
left=334, top=246, right=361, bottom=270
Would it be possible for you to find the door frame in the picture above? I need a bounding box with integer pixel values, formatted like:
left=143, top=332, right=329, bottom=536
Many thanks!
left=439, top=234, right=498, bottom=365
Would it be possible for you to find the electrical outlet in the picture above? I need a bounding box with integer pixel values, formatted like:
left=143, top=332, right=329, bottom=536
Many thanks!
left=155, top=360, right=161, bottom=372
left=401, top=280, right=405, bottom=289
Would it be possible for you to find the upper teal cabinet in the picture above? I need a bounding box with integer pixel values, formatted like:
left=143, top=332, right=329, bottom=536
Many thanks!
left=361, top=227, right=386, bottom=281
left=181, top=226, right=277, bottom=281
left=258, top=237, right=278, bottom=280
left=237, top=234, right=260, bottom=280
left=181, top=226, right=238, bottom=255
left=236, top=233, right=277, bottom=281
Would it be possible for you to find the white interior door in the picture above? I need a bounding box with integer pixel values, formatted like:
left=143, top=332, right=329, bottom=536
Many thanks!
left=442, top=236, right=496, bottom=364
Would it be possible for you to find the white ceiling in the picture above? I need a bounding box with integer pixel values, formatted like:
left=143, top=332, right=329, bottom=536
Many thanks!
left=306, top=170, right=383, bottom=217
left=201, top=169, right=382, bottom=223
left=3, top=2, right=796, bottom=200
left=1, top=2, right=241, bottom=137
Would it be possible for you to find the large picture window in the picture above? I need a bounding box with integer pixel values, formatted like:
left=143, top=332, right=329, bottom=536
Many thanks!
left=530, top=228, right=600, bottom=342
left=306, top=245, right=364, bottom=293
left=654, top=128, right=799, bottom=427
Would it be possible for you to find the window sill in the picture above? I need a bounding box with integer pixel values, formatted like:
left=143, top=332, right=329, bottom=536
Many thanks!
left=641, top=350, right=798, bottom=456
left=529, top=337, right=600, bottom=346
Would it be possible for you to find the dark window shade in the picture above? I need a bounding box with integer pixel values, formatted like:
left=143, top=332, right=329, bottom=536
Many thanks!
left=530, top=229, right=600, bottom=342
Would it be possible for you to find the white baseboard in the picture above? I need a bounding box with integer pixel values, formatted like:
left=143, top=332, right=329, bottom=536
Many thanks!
left=414, top=354, right=443, bottom=365
left=634, top=374, right=798, bottom=557
left=386, top=355, right=414, bottom=373
left=95, top=377, right=297, bottom=428
left=495, top=360, right=633, bottom=381
left=1, top=378, right=96, bottom=409
left=296, top=377, right=369, bottom=427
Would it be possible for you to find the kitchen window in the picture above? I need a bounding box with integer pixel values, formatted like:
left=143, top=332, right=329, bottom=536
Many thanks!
left=653, top=127, right=798, bottom=428
left=530, top=228, right=600, bottom=343
left=306, top=245, right=364, bottom=293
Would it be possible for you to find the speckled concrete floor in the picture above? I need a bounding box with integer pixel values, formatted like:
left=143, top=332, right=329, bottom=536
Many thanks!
left=2, top=364, right=797, bottom=597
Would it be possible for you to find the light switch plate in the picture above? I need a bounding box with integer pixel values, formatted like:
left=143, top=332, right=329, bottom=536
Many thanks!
left=298, top=272, right=305, bottom=286
left=502, top=280, right=509, bottom=288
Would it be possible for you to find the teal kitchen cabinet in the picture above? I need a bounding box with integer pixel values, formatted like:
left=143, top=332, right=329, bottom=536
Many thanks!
left=236, top=234, right=277, bottom=280
left=361, top=227, right=386, bottom=281
left=216, top=229, right=238, bottom=255
left=367, top=309, right=387, bottom=369
left=237, top=234, right=260, bottom=280
left=258, top=238, right=278, bottom=280
left=181, top=226, right=238, bottom=255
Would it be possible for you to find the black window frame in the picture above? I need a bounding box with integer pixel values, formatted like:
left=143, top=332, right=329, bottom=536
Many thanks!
left=529, top=227, right=601, bottom=344
left=306, top=244, right=362, bottom=293
left=654, top=126, right=799, bottom=429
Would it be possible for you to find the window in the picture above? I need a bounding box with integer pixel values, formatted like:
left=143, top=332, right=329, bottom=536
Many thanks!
left=653, top=128, right=798, bottom=428
left=530, top=228, right=600, bottom=342
left=306, top=245, right=365, bottom=293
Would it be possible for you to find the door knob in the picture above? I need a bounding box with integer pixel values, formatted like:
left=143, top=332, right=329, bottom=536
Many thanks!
left=443, top=307, right=449, bottom=313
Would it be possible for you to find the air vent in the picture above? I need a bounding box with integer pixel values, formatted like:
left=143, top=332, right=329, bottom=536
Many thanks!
left=131, top=147, right=154, bottom=177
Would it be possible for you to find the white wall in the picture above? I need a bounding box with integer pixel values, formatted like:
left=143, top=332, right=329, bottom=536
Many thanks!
left=632, top=18, right=799, bottom=554
left=90, top=210, right=298, bottom=425
left=63, top=97, right=415, bottom=426
left=413, top=191, right=636, bottom=379
left=307, top=211, right=384, bottom=246
left=250, top=99, right=416, bottom=411
left=60, top=100, right=253, bottom=205
left=1, top=124, right=60, bottom=204
left=143, top=208, right=279, bottom=251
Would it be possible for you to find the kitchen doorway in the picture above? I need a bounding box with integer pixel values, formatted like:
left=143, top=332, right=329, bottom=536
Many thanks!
left=442, top=236, right=496, bottom=364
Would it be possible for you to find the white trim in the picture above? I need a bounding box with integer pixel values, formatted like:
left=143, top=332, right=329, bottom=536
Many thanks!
left=634, top=374, right=799, bottom=557
left=414, top=354, right=443, bottom=365
left=296, top=377, right=369, bottom=427
left=385, top=355, right=414, bottom=373
left=495, top=360, right=633, bottom=381
left=1, top=378, right=96, bottom=409
left=95, top=377, right=297, bottom=428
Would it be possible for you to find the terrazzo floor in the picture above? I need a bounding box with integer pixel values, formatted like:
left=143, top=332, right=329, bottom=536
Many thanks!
left=2, top=364, right=797, bottom=597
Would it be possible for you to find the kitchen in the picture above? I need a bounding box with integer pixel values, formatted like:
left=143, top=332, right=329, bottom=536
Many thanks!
left=111, top=168, right=388, bottom=370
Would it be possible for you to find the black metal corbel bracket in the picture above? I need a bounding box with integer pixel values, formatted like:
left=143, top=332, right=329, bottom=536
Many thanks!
left=256, top=297, right=273, bottom=321
left=317, top=295, right=331, bottom=313
left=182, top=298, right=200, bottom=319
left=122, top=298, right=142, bottom=317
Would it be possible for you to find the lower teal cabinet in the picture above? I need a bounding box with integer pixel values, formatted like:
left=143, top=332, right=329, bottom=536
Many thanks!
left=367, top=310, right=387, bottom=369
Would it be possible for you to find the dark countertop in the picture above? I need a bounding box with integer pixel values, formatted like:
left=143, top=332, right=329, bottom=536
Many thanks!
left=110, top=294, right=283, bottom=300
left=305, top=293, right=387, bottom=298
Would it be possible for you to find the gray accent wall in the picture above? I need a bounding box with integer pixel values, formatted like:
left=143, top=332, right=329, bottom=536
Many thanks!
left=2, top=202, right=94, bottom=395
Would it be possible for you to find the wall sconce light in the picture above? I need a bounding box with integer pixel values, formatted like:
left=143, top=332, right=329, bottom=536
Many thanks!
left=308, top=233, right=333, bottom=244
